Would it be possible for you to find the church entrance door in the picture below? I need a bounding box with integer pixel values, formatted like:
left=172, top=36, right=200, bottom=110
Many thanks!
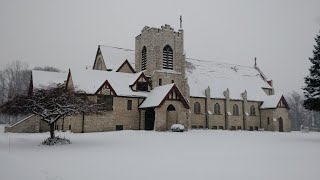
left=279, top=117, right=284, bottom=132
left=145, top=108, right=155, bottom=130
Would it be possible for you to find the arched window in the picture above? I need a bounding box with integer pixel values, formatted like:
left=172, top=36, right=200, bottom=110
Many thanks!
left=194, top=102, right=201, bottom=114
left=141, top=46, right=147, bottom=70
left=267, top=117, right=270, bottom=125
left=163, top=45, right=173, bottom=70
left=250, top=105, right=256, bottom=116
left=214, top=103, right=221, bottom=114
left=233, top=104, right=239, bottom=115
left=167, top=104, right=176, bottom=111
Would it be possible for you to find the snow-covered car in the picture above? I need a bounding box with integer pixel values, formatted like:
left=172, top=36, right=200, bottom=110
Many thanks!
left=171, top=124, right=185, bottom=132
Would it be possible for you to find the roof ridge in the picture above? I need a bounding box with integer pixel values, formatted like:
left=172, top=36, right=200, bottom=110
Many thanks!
left=186, top=57, right=255, bottom=69
left=99, top=45, right=134, bottom=52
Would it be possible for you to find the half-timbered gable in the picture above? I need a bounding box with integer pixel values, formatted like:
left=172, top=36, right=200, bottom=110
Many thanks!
left=130, top=72, right=151, bottom=92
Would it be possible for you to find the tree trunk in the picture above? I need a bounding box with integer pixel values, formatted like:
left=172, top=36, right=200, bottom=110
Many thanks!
left=49, top=123, right=55, bottom=139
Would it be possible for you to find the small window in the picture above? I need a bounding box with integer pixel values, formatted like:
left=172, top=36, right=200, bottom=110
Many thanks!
left=249, top=126, right=253, bottom=131
left=267, top=117, right=270, bottom=125
left=199, top=125, right=204, bottom=129
left=127, top=100, right=132, bottom=110
left=233, top=104, right=239, bottom=116
left=219, top=126, right=224, bottom=130
left=231, top=126, right=236, bottom=130
left=171, top=80, right=174, bottom=83
left=194, top=102, right=201, bottom=114
left=159, top=79, right=162, bottom=86
left=69, top=125, right=71, bottom=130
left=255, top=126, right=259, bottom=131
left=250, top=105, right=256, bottom=116
left=237, top=126, right=241, bottom=130
left=116, top=125, right=123, bottom=131
left=191, top=125, right=197, bottom=129
left=212, top=126, right=218, bottom=130
left=214, top=103, right=221, bottom=114
left=62, top=125, right=64, bottom=130
left=137, top=82, right=148, bottom=91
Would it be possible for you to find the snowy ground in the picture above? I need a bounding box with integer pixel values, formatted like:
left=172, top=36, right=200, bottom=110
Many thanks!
left=1, top=125, right=320, bottom=180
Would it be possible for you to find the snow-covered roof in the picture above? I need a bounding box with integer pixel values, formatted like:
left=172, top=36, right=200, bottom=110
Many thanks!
left=99, top=45, right=135, bottom=71
left=186, top=58, right=272, bottom=101
left=32, top=70, right=68, bottom=89
left=139, top=84, right=174, bottom=108
left=70, top=69, right=147, bottom=97
left=260, top=94, right=283, bottom=109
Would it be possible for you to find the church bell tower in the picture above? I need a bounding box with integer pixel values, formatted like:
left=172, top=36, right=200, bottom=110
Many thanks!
left=135, top=24, right=188, bottom=97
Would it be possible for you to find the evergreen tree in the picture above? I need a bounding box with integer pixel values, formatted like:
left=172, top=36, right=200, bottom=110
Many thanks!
left=304, top=30, right=320, bottom=111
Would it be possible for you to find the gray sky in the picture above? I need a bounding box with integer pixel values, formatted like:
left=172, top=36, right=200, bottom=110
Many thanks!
left=1, top=0, right=319, bottom=94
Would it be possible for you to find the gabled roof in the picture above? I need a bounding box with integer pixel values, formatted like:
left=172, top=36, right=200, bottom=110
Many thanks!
left=69, top=69, right=148, bottom=97
left=139, top=84, right=189, bottom=109
left=32, top=70, right=68, bottom=89
left=260, top=95, right=289, bottom=109
left=98, top=45, right=135, bottom=71
left=186, top=58, right=272, bottom=101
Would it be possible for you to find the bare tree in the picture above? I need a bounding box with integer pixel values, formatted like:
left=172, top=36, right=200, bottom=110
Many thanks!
left=0, top=61, right=30, bottom=104
left=33, top=66, right=61, bottom=72
left=1, top=84, right=106, bottom=139
left=286, top=91, right=320, bottom=130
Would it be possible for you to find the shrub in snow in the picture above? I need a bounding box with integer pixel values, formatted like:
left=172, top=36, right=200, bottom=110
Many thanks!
left=41, top=136, right=71, bottom=146
left=171, top=124, right=185, bottom=132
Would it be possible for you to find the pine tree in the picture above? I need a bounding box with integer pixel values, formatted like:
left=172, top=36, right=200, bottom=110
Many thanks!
left=303, top=30, right=320, bottom=111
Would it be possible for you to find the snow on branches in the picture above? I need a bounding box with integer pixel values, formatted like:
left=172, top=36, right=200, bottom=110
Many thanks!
left=1, top=84, right=106, bottom=138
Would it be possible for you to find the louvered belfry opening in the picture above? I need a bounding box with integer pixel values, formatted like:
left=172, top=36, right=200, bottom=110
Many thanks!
left=163, top=45, right=173, bottom=70
left=141, top=46, right=147, bottom=70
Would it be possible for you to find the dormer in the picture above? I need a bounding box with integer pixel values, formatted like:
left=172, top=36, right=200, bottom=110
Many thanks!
left=130, top=72, right=151, bottom=92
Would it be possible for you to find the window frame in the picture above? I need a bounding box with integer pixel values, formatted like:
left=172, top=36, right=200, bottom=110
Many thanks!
left=214, top=103, right=221, bottom=114
left=194, top=102, right=201, bottom=114
left=162, top=45, right=173, bottom=70
left=233, top=104, right=239, bottom=116
left=250, top=105, right=256, bottom=116
left=141, top=46, right=147, bottom=70
left=127, top=100, right=132, bottom=110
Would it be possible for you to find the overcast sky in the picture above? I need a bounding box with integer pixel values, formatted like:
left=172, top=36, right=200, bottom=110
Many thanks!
left=0, top=0, right=319, bottom=94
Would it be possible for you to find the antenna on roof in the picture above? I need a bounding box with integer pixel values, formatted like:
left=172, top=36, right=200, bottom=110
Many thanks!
left=180, top=15, right=183, bottom=29
left=254, top=57, right=257, bottom=67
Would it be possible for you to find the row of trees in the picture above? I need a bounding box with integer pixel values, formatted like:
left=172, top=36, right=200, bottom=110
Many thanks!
left=286, top=91, right=320, bottom=130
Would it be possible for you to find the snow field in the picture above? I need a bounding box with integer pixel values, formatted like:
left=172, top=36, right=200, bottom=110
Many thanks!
left=0, top=125, right=319, bottom=180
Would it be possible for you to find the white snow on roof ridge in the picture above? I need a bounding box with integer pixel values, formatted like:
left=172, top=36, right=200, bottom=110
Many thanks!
left=186, top=58, right=272, bottom=101
left=70, top=68, right=148, bottom=97
left=186, top=57, right=255, bottom=69
left=139, top=84, right=174, bottom=108
left=70, top=69, right=109, bottom=94
left=32, top=70, right=68, bottom=89
left=99, top=45, right=135, bottom=71
left=260, top=94, right=283, bottom=109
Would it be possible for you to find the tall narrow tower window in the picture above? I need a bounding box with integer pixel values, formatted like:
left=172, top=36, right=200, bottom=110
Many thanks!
left=163, top=45, right=173, bottom=70
left=141, top=46, right=147, bottom=70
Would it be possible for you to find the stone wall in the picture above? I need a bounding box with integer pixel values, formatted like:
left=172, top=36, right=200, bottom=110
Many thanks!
left=189, top=97, right=206, bottom=127
left=55, top=96, right=142, bottom=133
left=5, top=115, right=40, bottom=133
left=154, top=100, right=188, bottom=131
left=117, top=62, right=134, bottom=73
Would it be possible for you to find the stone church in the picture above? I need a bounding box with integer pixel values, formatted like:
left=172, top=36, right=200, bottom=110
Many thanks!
left=5, top=24, right=290, bottom=133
